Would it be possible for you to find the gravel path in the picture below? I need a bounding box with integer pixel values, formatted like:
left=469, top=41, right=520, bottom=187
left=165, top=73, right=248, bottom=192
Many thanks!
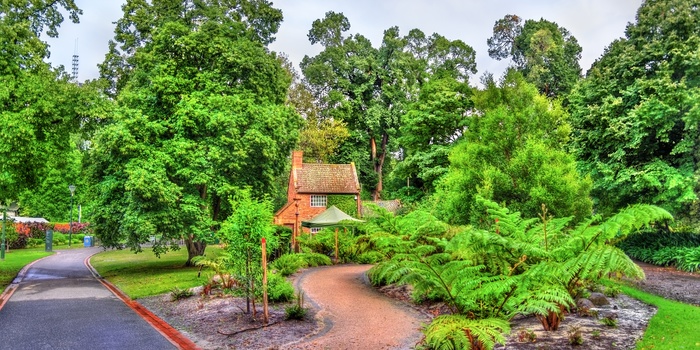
left=289, top=265, right=429, bottom=350
left=635, top=261, right=700, bottom=306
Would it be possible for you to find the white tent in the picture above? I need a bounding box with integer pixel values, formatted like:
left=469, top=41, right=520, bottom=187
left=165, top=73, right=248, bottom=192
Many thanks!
left=8, top=216, right=49, bottom=223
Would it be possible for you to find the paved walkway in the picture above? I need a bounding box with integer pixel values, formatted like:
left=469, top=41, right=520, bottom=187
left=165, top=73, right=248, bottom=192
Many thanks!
left=0, top=248, right=178, bottom=350
left=290, top=265, right=428, bottom=350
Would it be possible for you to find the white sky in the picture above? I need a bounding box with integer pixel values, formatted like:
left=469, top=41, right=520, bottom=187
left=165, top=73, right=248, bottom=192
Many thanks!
left=44, top=0, right=644, bottom=85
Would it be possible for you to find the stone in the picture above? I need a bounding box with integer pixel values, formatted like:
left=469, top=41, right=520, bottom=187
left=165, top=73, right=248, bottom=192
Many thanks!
left=589, top=292, right=610, bottom=306
left=576, top=298, right=595, bottom=310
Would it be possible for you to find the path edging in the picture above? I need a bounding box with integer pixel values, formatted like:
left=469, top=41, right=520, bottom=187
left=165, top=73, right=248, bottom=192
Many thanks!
left=84, top=251, right=202, bottom=350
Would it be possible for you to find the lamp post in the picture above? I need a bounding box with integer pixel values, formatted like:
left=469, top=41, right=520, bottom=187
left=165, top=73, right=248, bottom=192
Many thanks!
left=1, top=204, right=6, bottom=260
left=69, top=185, right=76, bottom=247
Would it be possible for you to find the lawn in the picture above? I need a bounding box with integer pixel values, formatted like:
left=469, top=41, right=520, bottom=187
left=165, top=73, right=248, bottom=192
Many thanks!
left=0, top=248, right=53, bottom=293
left=90, top=246, right=224, bottom=299
left=619, top=285, right=700, bottom=349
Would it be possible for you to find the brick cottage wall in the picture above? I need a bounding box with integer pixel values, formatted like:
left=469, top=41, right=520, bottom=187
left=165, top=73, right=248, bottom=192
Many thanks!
left=273, top=194, right=326, bottom=233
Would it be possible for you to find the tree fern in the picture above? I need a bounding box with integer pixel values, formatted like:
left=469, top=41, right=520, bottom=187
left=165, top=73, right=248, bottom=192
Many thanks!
left=424, top=315, right=510, bottom=350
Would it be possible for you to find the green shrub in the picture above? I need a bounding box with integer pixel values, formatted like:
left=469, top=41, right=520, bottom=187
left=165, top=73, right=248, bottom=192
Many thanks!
left=271, top=254, right=305, bottom=277
left=676, top=247, right=700, bottom=272
left=603, top=285, right=621, bottom=298
left=600, top=316, right=618, bottom=328
left=7, top=226, right=27, bottom=249
left=267, top=273, right=294, bottom=302
left=26, top=238, right=44, bottom=248
left=356, top=251, right=385, bottom=264
left=298, top=229, right=357, bottom=262
left=270, top=253, right=332, bottom=277
left=651, top=247, right=678, bottom=266
left=170, top=287, right=194, bottom=301
left=285, top=292, right=308, bottom=320
left=52, top=233, right=67, bottom=245
left=298, top=253, right=332, bottom=267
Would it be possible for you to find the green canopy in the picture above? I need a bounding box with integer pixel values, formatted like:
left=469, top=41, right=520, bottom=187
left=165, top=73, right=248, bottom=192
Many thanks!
left=301, top=205, right=364, bottom=228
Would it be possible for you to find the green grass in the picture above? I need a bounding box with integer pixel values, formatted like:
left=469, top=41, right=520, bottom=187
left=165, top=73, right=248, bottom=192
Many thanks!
left=90, top=246, right=224, bottom=299
left=0, top=248, right=53, bottom=293
left=618, top=285, right=700, bottom=349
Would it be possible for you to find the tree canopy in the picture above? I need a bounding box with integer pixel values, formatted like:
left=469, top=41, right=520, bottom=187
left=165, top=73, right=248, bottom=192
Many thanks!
left=435, top=71, right=592, bottom=225
left=89, top=0, right=301, bottom=264
left=487, top=15, right=582, bottom=98
left=568, top=0, right=700, bottom=217
left=301, top=11, right=476, bottom=200
left=0, top=0, right=85, bottom=203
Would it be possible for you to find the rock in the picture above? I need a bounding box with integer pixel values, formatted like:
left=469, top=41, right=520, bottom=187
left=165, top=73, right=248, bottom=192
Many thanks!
left=589, top=292, right=610, bottom=306
left=576, top=298, right=595, bottom=310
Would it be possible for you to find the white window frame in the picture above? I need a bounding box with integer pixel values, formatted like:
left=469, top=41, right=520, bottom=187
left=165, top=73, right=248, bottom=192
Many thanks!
left=310, top=227, right=322, bottom=234
left=310, top=195, right=327, bottom=207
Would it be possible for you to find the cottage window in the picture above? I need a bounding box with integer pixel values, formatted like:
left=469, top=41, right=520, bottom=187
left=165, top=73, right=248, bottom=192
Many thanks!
left=310, top=195, right=327, bottom=207
left=310, top=227, right=322, bottom=234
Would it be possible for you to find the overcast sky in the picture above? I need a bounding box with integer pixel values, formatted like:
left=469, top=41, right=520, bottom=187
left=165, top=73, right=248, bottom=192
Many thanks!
left=44, top=0, right=644, bottom=85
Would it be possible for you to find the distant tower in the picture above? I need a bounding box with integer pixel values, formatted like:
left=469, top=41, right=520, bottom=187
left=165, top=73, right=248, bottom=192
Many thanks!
left=71, top=38, right=79, bottom=82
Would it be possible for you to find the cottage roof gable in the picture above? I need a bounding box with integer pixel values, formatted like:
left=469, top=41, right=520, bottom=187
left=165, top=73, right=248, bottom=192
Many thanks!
left=295, top=163, right=359, bottom=194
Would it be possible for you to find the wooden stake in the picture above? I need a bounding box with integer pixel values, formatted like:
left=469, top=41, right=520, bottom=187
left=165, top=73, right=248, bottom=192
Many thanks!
left=261, top=238, right=268, bottom=322
left=334, top=228, right=339, bottom=264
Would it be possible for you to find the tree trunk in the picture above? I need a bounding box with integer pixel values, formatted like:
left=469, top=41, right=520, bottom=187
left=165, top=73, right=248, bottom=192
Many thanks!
left=184, top=237, right=207, bottom=267
left=183, top=183, right=209, bottom=267
left=371, top=133, right=388, bottom=201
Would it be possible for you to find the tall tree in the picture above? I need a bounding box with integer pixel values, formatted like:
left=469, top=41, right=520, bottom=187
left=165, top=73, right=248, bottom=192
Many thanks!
left=568, top=0, right=700, bottom=217
left=301, top=12, right=476, bottom=200
left=90, top=0, right=301, bottom=265
left=280, top=54, right=350, bottom=163
left=393, top=77, right=473, bottom=194
left=435, top=71, right=592, bottom=225
left=0, top=0, right=87, bottom=205
left=487, top=15, right=582, bottom=98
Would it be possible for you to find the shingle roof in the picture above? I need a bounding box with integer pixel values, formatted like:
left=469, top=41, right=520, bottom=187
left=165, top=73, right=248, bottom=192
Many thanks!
left=295, top=163, right=360, bottom=194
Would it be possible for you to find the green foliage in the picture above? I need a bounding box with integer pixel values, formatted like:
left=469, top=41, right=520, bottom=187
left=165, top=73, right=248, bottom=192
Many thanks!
left=0, top=1, right=90, bottom=203
left=394, top=78, right=473, bottom=194
left=487, top=15, right=582, bottom=98
left=369, top=197, right=670, bottom=346
left=619, top=284, right=700, bottom=349
left=569, top=0, right=700, bottom=218
left=423, top=315, right=510, bottom=350
left=327, top=195, right=358, bottom=219
left=267, top=273, right=294, bottom=302
left=302, top=12, right=477, bottom=199
left=285, top=292, right=307, bottom=320
left=603, top=285, right=621, bottom=298
left=270, top=254, right=304, bottom=277
left=298, top=229, right=357, bottom=262
left=170, top=287, right=194, bottom=301
left=90, top=0, right=301, bottom=264
left=90, top=246, right=222, bottom=299
left=270, top=253, right=332, bottom=277
left=218, top=189, right=278, bottom=310
left=599, top=316, right=618, bottom=328
left=567, top=325, right=584, bottom=345
left=0, top=248, right=53, bottom=293
left=435, top=71, right=591, bottom=225
left=619, top=229, right=700, bottom=272
left=193, top=253, right=237, bottom=290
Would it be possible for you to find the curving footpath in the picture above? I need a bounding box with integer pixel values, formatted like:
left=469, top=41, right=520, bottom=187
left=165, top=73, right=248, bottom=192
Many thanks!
left=0, top=247, right=197, bottom=350
left=289, top=265, right=429, bottom=350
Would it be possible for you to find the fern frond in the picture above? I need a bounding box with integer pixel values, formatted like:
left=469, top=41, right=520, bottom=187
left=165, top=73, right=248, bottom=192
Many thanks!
left=424, top=315, right=510, bottom=350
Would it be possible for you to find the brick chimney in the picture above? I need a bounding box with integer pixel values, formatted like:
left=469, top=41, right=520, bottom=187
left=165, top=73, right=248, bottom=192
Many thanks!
left=292, top=150, right=303, bottom=170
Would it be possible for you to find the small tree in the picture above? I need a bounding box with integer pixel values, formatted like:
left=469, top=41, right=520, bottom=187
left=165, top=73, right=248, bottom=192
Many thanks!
left=218, top=189, right=278, bottom=315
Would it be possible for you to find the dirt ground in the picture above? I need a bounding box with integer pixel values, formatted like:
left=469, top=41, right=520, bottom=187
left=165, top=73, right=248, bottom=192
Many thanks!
left=137, top=262, right=700, bottom=350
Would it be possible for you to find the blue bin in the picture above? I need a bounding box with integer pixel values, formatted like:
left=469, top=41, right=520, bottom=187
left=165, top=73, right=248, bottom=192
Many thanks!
left=83, top=236, right=94, bottom=247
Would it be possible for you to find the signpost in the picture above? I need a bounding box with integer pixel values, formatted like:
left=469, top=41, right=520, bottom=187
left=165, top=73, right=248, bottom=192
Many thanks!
left=262, top=237, right=269, bottom=324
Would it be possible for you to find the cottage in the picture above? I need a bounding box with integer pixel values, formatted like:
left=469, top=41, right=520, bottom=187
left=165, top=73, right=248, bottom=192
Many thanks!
left=273, top=150, right=361, bottom=235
